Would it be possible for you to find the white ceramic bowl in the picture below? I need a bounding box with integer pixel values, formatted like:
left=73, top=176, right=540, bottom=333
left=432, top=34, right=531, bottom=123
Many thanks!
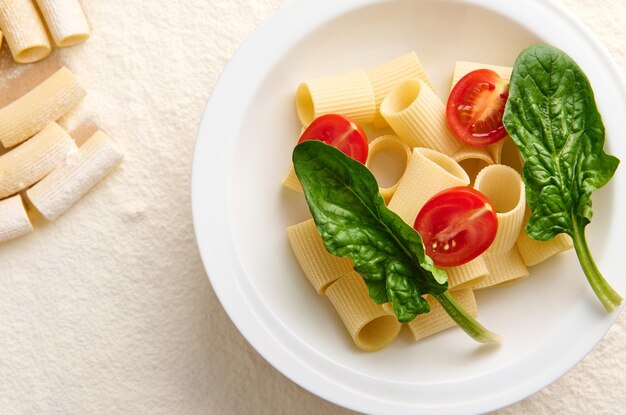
left=191, top=0, right=626, bottom=413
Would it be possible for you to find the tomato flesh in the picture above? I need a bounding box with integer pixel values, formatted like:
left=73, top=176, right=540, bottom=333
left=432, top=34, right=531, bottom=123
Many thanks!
left=446, top=69, right=509, bottom=147
left=414, top=187, right=498, bottom=267
left=298, top=114, right=368, bottom=164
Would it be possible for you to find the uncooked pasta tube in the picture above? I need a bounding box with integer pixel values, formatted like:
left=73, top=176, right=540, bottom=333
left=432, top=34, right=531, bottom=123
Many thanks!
left=0, top=0, right=51, bottom=63
left=406, top=290, right=477, bottom=341
left=0, top=66, right=85, bottom=148
left=0, top=122, right=77, bottom=199
left=367, top=51, right=433, bottom=128
left=451, top=145, right=493, bottom=185
left=325, top=271, right=401, bottom=351
left=380, top=79, right=462, bottom=155
left=474, top=164, right=526, bottom=254
left=387, top=148, right=487, bottom=288
left=516, top=208, right=573, bottom=266
left=287, top=219, right=354, bottom=293
left=35, top=0, right=90, bottom=47
left=26, top=130, right=123, bottom=221
left=388, top=147, right=469, bottom=225
left=477, top=248, right=529, bottom=289
left=364, top=135, right=411, bottom=203
left=450, top=61, right=512, bottom=91
left=0, top=194, right=33, bottom=243
left=296, top=69, right=376, bottom=126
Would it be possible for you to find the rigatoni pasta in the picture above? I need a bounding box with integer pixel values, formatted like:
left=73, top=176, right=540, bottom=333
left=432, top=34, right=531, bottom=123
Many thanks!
left=406, top=290, right=477, bottom=341
left=0, top=122, right=77, bottom=199
left=287, top=219, right=354, bottom=293
left=0, top=0, right=51, bottom=63
left=26, top=130, right=123, bottom=221
left=364, top=135, right=411, bottom=203
left=516, top=208, right=574, bottom=266
left=35, top=0, right=90, bottom=47
left=0, top=66, right=85, bottom=148
left=366, top=51, right=433, bottom=128
left=296, top=69, right=376, bottom=126
left=325, top=271, right=401, bottom=351
left=388, top=147, right=469, bottom=224
left=0, top=194, right=33, bottom=243
left=380, top=79, right=462, bottom=155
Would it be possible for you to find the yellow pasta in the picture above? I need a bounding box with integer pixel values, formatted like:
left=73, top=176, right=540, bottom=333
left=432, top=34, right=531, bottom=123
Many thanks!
left=287, top=219, right=353, bottom=293
left=296, top=69, right=376, bottom=126
left=0, top=66, right=86, bottom=148
left=26, top=130, right=123, bottom=221
left=0, top=0, right=51, bottom=63
left=0, top=194, right=33, bottom=243
left=474, top=164, right=525, bottom=254
left=35, top=0, right=90, bottom=47
left=388, top=147, right=469, bottom=227
left=380, top=79, right=462, bottom=155
left=325, top=271, right=401, bottom=351
left=491, top=136, right=524, bottom=173
left=387, top=148, right=488, bottom=288
left=0, top=122, right=77, bottom=199
left=516, top=208, right=574, bottom=266
left=450, top=61, right=513, bottom=91
left=366, top=51, right=433, bottom=128
left=406, top=290, right=477, bottom=341
left=477, top=248, right=529, bottom=289
left=451, top=145, right=493, bottom=185
left=364, top=135, right=411, bottom=203
left=281, top=164, right=302, bottom=194
left=444, top=257, right=489, bottom=290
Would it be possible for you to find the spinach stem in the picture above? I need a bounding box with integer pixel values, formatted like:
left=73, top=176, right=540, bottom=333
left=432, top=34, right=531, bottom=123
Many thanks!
left=571, top=218, right=623, bottom=312
left=434, top=291, right=500, bottom=344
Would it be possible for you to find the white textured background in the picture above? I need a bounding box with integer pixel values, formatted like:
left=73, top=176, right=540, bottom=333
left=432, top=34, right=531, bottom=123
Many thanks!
left=0, top=0, right=624, bottom=414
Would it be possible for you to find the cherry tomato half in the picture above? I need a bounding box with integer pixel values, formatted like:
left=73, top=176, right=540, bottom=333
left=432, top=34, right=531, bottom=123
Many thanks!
left=298, top=114, right=368, bottom=164
left=413, top=187, right=497, bottom=268
left=446, top=69, right=509, bottom=147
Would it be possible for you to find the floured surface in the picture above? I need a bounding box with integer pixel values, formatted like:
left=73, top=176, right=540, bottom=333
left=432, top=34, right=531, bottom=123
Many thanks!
left=0, top=0, right=624, bottom=414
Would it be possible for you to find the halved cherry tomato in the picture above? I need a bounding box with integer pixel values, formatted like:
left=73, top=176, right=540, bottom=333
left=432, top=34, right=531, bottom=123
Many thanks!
left=446, top=69, right=509, bottom=147
left=298, top=114, right=368, bottom=164
left=413, top=187, right=497, bottom=268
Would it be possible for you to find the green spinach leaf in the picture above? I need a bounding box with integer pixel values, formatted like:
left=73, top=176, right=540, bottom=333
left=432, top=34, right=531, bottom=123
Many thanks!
left=503, top=44, right=622, bottom=311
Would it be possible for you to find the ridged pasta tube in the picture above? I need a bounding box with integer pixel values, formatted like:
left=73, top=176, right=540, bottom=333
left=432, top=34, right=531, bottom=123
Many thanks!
left=367, top=51, right=433, bottom=128
left=287, top=219, right=353, bottom=293
left=474, top=164, right=526, bottom=254
left=296, top=69, right=376, bottom=126
left=26, top=130, right=123, bottom=221
left=451, top=145, right=493, bottom=185
left=516, top=208, right=573, bottom=266
left=450, top=61, right=512, bottom=92
left=364, top=135, right=411, bottom=203
left=0, top=66, right=86, bottom=148
left=387, top=148, right=488, bottom=289
left=388, top=147, right=469, bottom=225
left=0, top=122, right=77, bottom=199
left=380, top=79, right=462, bottom=155
left=406, top=290, right=477, bottom=341
left=35, top=0, right=90, bottom=47
left=325, top=271, right=401, bottom=351
left=0, top=0, right=51, bottom=63
left=0, top=194, right=33, bottom=243
left=477, top=248, right=529, bottom=289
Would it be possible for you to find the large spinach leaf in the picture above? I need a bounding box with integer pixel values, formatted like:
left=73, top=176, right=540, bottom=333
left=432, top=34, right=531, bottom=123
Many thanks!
left=503, top=44, right=622, bottom=311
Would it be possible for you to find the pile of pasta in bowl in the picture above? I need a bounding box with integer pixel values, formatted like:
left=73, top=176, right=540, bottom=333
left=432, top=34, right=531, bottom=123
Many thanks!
left=281, top=51, right=574, bottom=351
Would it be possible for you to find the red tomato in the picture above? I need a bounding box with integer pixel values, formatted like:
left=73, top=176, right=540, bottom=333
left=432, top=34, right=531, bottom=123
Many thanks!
left=413, top=187, right=497, bottom=268
left=298, top=114, right=368, bottom=164
left=446, top=69, right=509, bottom=146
